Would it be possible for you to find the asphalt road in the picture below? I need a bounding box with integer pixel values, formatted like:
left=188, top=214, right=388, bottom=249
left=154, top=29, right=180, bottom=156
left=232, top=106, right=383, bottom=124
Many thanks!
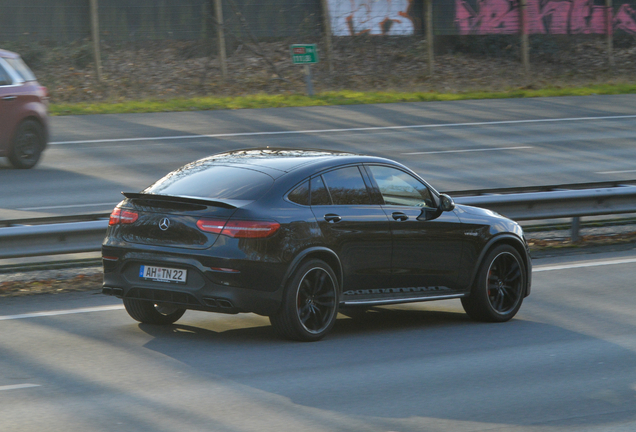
left=0, top=248, right=635, bottom=431
left=2, top=95, right=636, bottom=220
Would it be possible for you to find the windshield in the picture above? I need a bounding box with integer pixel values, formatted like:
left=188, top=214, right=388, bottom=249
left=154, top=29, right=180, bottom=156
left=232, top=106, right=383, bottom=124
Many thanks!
left=5, top=57, right=37, bottom=81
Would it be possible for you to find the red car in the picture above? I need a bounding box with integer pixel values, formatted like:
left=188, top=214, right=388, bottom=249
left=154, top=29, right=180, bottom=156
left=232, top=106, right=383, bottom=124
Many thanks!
left=0, top=49, right=48, bottom=169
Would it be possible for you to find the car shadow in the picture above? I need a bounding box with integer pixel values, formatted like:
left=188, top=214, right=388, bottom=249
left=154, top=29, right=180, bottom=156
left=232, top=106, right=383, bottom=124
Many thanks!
left=136, top=305, right=636, bottom=428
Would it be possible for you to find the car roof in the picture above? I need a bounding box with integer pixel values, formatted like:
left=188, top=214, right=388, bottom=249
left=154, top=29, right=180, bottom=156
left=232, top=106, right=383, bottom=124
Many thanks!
left=199, top=148, right=395, bottom=175
left=0, top=49, right=20, bottom=59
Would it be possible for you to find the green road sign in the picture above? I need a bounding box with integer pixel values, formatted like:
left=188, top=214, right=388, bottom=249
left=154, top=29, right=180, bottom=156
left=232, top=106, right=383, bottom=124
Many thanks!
left=290, top=44, right=319, bottom=64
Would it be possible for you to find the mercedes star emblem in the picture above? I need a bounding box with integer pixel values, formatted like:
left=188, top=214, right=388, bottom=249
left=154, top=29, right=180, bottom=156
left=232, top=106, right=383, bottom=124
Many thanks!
left=159, top=218, right=171, bottom=231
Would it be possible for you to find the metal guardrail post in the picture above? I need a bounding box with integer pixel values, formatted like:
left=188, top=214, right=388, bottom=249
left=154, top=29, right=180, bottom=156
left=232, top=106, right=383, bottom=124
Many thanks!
left=571, top=217, right=581, bottom=242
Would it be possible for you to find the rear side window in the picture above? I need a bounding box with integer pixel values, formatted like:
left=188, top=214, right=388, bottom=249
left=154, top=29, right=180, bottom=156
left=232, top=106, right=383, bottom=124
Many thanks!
left=288, top=181, right=309, bottom=205
left=145, top=165, right=274, bottom=201
left=322, top=166, right=371, bottom=205
left=311, top=176, right=331, bottom=206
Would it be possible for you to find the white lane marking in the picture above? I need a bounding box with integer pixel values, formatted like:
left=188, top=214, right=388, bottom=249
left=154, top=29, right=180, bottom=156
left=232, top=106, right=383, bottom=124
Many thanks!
left=0, top=384, right=41, bottom=392
left=403, top=146, right=532, bottom=155
left=534, top=257, right=636, bottom=272
left=596, top=169, right=636, bottom=174
left=18, top=202, right=118, bottom=211
left=50, top=114, right=636, bottom=146
left=0, top=305, right=125, bottom=321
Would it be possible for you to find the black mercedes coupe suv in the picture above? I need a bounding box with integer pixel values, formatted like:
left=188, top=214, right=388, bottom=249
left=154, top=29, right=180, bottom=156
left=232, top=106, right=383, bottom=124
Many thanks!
left=102, top=149, right=531, bottom=341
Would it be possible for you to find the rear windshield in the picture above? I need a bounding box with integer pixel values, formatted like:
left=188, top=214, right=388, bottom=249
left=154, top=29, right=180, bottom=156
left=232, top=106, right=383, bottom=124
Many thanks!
left=144, top=164, right=274, bottom=201
left=5, top=57, right=37, bottom=81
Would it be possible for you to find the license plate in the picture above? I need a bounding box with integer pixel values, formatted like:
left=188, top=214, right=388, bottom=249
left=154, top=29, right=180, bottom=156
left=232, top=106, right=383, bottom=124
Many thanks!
left=139, top=265, right=187, bottom=284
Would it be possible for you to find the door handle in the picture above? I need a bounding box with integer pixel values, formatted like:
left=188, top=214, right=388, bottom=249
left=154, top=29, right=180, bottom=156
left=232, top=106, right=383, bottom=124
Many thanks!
left=2, top=96, right=17, bottom=101
left=392, top=212, right=408, bottom=221
left=324, top=214, right=342, bottom=223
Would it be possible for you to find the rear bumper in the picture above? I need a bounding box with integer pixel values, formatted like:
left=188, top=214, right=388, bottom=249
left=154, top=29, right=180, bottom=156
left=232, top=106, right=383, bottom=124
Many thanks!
left=102, top=246, right=286, bottom=316
left=102, top=283, right=283, bottom=316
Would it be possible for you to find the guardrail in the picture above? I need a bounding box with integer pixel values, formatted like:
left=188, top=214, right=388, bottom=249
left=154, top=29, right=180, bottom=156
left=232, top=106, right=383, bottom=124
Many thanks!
left=455, top=186, right=636, bottom=219
left=0, top=220, right=109, bottom=260
left=1, top=184, right=636, bottom=260
left=455, top=185, right=636, bottom=241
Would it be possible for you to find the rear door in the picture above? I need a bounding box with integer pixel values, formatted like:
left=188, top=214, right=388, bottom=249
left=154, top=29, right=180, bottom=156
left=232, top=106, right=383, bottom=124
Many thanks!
left=310, top=165, right=392, bottom=292
left=366, top=164, right=466, bottom=292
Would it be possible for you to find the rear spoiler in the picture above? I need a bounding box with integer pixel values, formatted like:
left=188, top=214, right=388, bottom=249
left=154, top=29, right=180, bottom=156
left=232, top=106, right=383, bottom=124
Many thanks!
left=122, top=192, right=251, bottom=209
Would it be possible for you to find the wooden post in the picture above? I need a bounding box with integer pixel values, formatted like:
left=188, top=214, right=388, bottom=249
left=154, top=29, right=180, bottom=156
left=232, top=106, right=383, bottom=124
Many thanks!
left=89, top=0, right=102, bottom=82
left=520, top=0, right=529, bottom=72
left=320, top=0, right=334, bottom=73
left=214, top=0, right=228, bottom=80
left=426, top=0, right=434, bottom=76
left=606, top=0, right=614, bottom=68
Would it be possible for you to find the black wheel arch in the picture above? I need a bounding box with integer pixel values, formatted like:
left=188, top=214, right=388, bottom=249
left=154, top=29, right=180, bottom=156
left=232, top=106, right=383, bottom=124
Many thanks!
left=468, top=234, right=532, bottom=297
left=280, top=247, right=343, bottom=294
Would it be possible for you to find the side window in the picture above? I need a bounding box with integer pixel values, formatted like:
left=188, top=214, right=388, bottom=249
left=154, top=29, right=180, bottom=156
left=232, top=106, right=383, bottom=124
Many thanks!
left=322, top=166, right=372, bottom=205
left=310, top=176, right=331, bottom=206
left=367, top=165, right=434, bottom=207
left=287, top=181, right=309, bottom=206
left=0, top=64, right=11, bottom=86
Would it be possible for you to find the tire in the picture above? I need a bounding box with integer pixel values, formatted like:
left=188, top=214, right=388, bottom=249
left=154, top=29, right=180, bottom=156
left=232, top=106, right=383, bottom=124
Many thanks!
left=270, top=259, right=339, bottom=342
left=461, top=244, right=526, bottom=322
left=9, top=120, right=46, bottom=169
left=123, top=298, right=186, bottom=325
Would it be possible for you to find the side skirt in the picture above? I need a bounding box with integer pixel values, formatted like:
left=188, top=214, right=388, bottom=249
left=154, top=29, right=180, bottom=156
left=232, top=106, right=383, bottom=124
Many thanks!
left=341, top=293, right=466, bottom=307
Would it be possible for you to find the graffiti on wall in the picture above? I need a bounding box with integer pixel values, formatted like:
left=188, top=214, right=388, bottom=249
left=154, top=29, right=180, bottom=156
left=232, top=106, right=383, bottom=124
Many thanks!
left=329, top=0, right=415, bottom=36
left=615, top=4, right=636, bottom=33
left=456, top=0, right=636, bottom=35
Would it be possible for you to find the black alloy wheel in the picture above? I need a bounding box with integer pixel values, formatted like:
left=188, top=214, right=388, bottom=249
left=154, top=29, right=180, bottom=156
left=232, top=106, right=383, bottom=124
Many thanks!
left=270, top=259, right=339, bottom=341
left=9, top=120, right=45, bottom=169
left=461, top=244, right=525, bottom=322
left=123, top=298, right=186, bottom=325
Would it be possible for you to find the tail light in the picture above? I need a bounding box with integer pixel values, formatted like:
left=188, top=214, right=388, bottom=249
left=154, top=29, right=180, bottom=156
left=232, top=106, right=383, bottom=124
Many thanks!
left=40, top=86, right=49, bottom=99
left=223, top=220, right=281, bottom=238
left=109, top=207, right=139, bottom=225
left=196, top=219, right=225, bottom=234
left=197, top=219, right=280, bottom=238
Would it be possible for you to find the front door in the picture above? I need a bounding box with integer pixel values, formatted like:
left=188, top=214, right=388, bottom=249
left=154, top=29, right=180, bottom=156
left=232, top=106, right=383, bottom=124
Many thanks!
left=366, top=164, right=466, bottom=293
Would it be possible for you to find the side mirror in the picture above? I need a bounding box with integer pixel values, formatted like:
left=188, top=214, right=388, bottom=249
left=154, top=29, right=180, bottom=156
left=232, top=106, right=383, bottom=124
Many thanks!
left=417, top=194, right=455, bottom=221
left=439, top=194, right=455, bottom=212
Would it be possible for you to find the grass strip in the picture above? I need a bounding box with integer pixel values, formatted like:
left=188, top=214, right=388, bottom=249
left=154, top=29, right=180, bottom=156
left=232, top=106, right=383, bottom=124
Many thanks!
left=49, top=84, right=636, bottom=116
